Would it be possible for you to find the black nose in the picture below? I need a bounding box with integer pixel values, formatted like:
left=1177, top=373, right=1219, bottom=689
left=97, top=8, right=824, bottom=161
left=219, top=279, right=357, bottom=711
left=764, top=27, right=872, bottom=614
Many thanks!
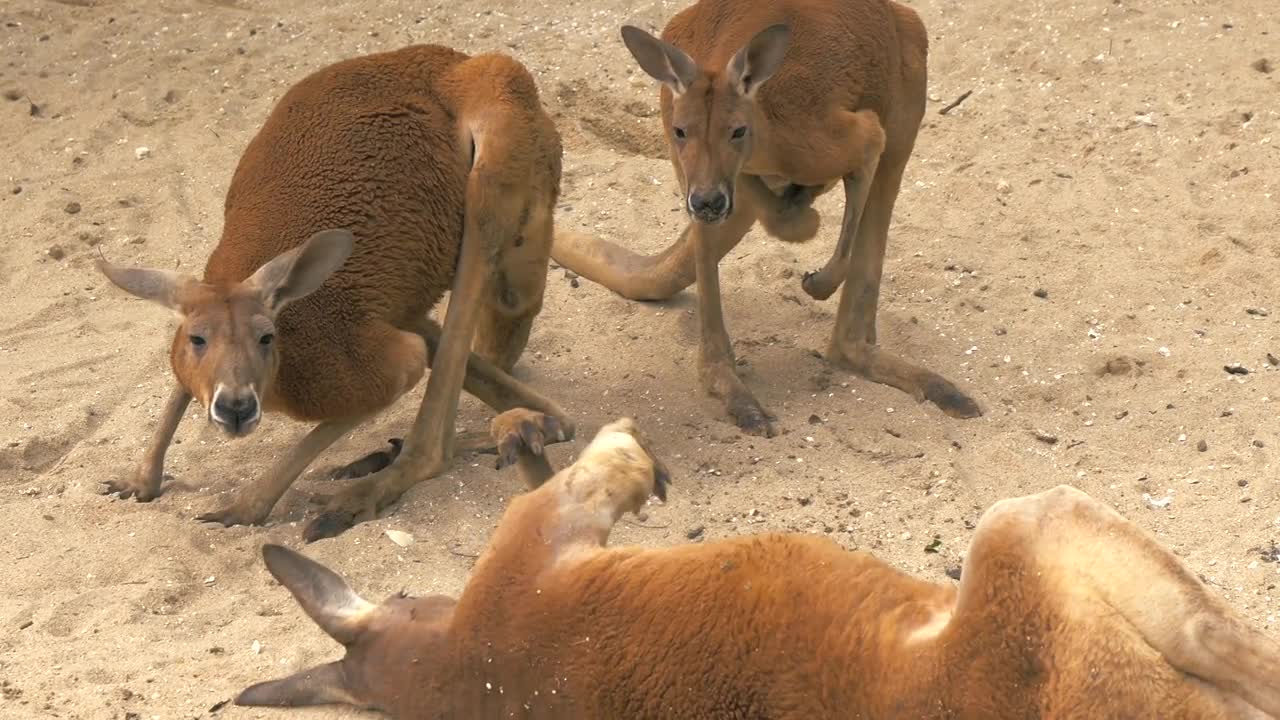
left=214, top=394, right=258, bottom=428
left=689, top=189, right=729, bottom=217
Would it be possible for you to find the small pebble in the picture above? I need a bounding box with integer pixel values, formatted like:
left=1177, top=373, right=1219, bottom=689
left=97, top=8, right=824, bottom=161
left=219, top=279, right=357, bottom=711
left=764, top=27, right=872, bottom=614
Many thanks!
left=1245, top=307, right=1270, bottom=317
left=134, top=146, right=151, bottom=160
left=47, top=245, right=65, bottom=260
left=685, top=525, right=704, bottom=540
left=10, top=185, right=20, bottom=195
left=1253, top=58, right=1274, bottom=74
left=1196, top=439, right=1208, bottom=452
left=1224, top=364, right=1249, bottom=375
left=1032, top=288, right=1048, bottom=299
left=945, top=566, right=962, bottom=581
left=64, top=201, right=81, bottom=215
left=1239, top=479, right=1250, bottom=487
left=1267, top=353, right=1279, bottom=366
left=1253, top=440, right=1265, bottom=448
left=1032, top=430, right=1058, bottom=445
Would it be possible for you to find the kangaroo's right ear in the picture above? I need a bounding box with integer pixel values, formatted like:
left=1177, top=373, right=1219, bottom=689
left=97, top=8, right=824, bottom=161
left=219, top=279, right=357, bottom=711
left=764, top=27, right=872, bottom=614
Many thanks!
left=95, top=256, right=199, bottom=310
left=260, top=544, right=374, bottom=646
left=621, top=25, right=699, bottom=95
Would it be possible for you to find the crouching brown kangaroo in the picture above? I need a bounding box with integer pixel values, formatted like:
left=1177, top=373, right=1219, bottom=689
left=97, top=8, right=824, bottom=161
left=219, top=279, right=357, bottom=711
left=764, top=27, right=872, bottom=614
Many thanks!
left=235, top=410, right=1280, bottom=719
left=95, top=44, right=571, bottom=541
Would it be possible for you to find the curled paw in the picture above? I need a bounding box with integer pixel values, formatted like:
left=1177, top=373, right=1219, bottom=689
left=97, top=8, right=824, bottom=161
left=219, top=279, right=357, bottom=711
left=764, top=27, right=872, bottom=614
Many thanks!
left=490, top=409, right=571, bottom=470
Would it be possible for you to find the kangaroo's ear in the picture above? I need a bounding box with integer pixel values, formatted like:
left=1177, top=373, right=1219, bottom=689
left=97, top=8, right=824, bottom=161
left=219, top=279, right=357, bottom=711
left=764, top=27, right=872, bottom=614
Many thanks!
left=235, top=661, right=358, bottom=708
left=95, top=256, right=200, bottom=310
left=726, top=24, right=791, bottom=97
left=621, top=25, right=699, bottom=95
left=245, top=229, right=354, bottom=313
left=260, top=543, right=374, bottom=646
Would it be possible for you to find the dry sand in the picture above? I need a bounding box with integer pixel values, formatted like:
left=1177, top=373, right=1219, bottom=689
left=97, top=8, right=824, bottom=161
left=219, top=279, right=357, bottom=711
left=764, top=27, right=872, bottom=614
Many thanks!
left=1, top=0, right=1277, bottom=717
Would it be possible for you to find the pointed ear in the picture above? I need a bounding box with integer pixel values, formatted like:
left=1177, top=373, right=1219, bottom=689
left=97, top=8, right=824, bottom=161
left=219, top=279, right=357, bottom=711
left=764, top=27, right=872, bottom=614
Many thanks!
left=260, top=544, right=374, bottom=646
left=726, top=24, right=791, bottom=97
left=235, top=661, right=358, bottom=708
left=245, top=229, right=354, bottom=313
left=621, top=25, right=699, bottom=95
left=95, top=256, right=199, bottom=310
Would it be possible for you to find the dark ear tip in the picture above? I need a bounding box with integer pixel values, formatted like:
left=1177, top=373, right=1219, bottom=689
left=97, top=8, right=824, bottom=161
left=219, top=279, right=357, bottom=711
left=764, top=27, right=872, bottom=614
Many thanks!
left=261, top=543, right=292, bottom=566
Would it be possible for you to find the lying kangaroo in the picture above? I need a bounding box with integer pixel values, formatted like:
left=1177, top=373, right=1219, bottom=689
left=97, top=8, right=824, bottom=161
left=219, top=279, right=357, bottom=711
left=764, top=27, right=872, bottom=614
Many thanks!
left=553, top=0, right=981, bottom=437
left=235, top=412, right=1279, bottom=719
left=96, top=44, right=571, bottom=541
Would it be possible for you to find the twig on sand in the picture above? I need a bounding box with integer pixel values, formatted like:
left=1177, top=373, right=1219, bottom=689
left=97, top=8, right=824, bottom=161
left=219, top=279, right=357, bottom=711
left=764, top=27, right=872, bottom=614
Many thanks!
left=939, top=89, right=974, bottom=115
left=626, top=519, right=672, bottom=529
left=447, top=545, right=480, bottom=559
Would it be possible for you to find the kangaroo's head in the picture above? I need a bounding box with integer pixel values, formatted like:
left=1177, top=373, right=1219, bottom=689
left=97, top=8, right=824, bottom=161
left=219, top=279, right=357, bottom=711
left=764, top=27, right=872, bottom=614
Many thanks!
left=96, top=229, right=352, bottom=437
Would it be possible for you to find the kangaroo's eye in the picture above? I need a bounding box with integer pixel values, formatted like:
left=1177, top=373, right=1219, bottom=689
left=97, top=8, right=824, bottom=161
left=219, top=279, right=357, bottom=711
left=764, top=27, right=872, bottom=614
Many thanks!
left=672, top=126, right=687, bottom=140
left=259, top=333, right=275, bottom=346
left=189, top=335, right=206, bottom=347
left=730, top=126, right=748, bottom=140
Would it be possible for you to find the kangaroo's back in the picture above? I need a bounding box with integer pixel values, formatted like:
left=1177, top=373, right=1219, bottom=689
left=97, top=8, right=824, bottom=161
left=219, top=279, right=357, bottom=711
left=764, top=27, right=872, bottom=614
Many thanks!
left=207, top=44, right=472, bottom=321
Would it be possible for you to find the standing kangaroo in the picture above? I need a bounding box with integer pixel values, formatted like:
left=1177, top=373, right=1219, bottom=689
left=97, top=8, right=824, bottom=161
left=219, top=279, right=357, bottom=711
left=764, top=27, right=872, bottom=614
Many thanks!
left=233, top=411, right=1280, bottom=719
left=96, top=44, right=571, bottom=541
left=553, top=0, right=981, bottom=437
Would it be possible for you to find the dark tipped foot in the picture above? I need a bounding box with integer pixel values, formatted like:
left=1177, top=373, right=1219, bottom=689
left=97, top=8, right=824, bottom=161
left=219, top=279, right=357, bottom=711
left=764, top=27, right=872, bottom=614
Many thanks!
left=302, top=510, right=356, bottom=543
left=801, top=269, right=840, bottom=301
left=330, top=438, right=403, bottom=481
left=923, top=378, right=983, bottom=419
left=197, top=503, right=269, bottom=528
left=727, top=395, right=777, bottom=438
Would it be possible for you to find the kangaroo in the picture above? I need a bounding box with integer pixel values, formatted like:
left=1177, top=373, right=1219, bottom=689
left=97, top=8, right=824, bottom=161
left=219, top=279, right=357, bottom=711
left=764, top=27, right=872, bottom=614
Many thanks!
left=95, top=44, right=572, bottom=542
left=552, top=0, right=981, bottom=437
left=235, top=411, right=1280, bottom=719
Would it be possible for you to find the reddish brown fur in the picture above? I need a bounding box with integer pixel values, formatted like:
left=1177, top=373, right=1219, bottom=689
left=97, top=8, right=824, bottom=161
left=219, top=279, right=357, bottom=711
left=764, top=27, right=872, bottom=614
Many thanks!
left=96, top=45, right=571, bottom=536
left=237, top=414, right=1280, bottom=719
left=553, top=0, right=981, bottom=437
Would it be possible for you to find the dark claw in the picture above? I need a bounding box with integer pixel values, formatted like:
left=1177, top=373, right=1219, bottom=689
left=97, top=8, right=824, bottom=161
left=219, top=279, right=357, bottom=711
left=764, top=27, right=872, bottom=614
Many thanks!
left=496, top=436, right=521, bottom=471
left=519, top=419, right=544, bottom=455
left=303, top=511, right=356, bottom=543
left=651, top=460, right=671, bottom=502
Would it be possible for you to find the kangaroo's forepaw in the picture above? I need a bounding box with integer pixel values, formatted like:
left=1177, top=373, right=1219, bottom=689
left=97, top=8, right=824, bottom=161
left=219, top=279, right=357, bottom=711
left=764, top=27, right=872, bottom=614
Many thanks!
left=491, top=409, right=570, bottom=471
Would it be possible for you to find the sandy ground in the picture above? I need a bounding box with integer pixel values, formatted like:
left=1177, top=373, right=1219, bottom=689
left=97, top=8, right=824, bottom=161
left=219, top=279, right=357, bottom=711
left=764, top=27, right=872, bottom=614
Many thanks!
left=1, top=0, right=1277, bottom=717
